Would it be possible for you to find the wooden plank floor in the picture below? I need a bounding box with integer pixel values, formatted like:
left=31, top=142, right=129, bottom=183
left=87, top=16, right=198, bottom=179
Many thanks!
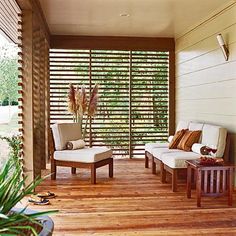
left=26, top=159, right=236, bottom=235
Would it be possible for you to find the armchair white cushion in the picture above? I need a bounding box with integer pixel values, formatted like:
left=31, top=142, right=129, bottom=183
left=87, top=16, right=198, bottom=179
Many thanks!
left=54, top=147, right=112, bottom=163
left=51, top=123, right=82, bottom=151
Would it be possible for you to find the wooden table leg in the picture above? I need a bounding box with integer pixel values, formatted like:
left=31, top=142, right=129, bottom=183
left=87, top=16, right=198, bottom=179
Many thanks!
left=187, top=165, right=192, bottom=198
left=196, top=169, right=202, bottom=207
left=228, top=168, right=233, bottom=206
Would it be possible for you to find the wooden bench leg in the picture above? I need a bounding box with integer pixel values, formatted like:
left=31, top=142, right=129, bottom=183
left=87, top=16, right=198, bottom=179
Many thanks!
left=161, top=162, right=166, bottom=183
left=145, top=152, right=149, bottom=168
left=71, top=167, right=76, bottom=174
left=152, top=156, right=156, bottom=174
left=172, top=169, right=178, bottom=192
left=109, top=159, right=113, bottom=178
left=91, top=164, right=96, bottom=184
left=51, top=159, right=56, bottom=180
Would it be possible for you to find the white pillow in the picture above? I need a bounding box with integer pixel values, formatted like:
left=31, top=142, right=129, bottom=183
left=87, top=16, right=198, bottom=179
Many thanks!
left=66, top=139, right=86, bottom=150
left=192, top=143, right=205, bottom=155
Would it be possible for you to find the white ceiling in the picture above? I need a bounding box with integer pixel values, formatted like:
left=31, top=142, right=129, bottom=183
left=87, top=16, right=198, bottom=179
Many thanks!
left=39, top=0, right=232, bottom=38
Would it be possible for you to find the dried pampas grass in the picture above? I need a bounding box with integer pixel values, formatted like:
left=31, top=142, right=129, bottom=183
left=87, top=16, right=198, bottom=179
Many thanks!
left=88, top=84, right=98, bottom=117
left=67, top=83, right=99, bottom=138
left=67, top=83, right=76, bottom=114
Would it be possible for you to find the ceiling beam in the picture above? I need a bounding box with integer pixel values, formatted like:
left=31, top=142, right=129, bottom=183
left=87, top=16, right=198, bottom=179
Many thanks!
left=16, top=0, right=51, bottom=44
left=50, top=35, right=175, bottom=51
left=16, top=0, right=32, bottom=10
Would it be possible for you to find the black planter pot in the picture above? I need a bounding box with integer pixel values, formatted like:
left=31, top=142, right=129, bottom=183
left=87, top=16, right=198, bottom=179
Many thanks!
left=13, top=208, right=54, bottom=236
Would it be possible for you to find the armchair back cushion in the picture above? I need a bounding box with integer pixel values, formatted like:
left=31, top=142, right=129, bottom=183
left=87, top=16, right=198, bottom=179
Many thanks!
left=51, top=123, right=82, bottom=151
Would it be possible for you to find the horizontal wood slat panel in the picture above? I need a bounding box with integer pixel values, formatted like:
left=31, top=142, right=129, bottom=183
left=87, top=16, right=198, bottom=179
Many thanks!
left=50, top=49, right=169, bottom=157
left=0, top=0, right=21, bottom=43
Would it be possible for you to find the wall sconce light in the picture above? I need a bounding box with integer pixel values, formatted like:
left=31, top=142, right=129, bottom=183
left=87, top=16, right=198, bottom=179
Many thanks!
left=217, top=34, right=229, bottom=61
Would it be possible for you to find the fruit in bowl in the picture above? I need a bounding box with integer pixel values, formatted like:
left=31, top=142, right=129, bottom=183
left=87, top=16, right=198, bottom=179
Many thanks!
left=199, top=156, right=224, bottom=166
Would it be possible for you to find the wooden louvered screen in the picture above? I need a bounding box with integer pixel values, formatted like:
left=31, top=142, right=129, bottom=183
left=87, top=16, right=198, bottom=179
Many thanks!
left=50, top=49, right=169, bottom=158
left=0, top=0, right=21, bottom=44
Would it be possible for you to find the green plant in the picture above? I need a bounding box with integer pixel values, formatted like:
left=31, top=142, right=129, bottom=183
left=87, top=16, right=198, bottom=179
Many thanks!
left=0, top=136, right=57, bottom=235
left=0, top=135, right=22, bottom=161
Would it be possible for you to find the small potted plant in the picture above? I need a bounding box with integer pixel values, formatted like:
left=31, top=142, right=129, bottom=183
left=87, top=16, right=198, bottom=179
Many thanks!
left=0, top=135, right=57, bottom=235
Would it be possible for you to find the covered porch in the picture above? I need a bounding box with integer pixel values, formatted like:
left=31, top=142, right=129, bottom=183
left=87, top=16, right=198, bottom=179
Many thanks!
left=1, top=0, right=236, bottom=235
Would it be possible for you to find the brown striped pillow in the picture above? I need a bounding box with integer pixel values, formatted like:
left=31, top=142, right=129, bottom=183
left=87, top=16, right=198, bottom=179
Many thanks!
left=169, top=129, right=187, bottom=149
left=177, top=130, right=202, bottom=151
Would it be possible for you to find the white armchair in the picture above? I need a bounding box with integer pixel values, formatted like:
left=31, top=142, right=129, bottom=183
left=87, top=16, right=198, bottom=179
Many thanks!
left=49, top=123, right=113, bottom=184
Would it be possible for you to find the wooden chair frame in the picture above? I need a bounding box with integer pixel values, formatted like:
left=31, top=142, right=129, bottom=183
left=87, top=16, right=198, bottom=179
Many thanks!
left=49, top=129, right=113, bottom=184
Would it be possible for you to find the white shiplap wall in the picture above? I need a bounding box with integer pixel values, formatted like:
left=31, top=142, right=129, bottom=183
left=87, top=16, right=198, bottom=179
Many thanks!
left=175, top=2, right=236, bottom=161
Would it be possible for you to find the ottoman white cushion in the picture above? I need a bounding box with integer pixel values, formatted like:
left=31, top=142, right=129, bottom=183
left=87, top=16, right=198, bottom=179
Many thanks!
left=54, top=147, right=112, bottom=163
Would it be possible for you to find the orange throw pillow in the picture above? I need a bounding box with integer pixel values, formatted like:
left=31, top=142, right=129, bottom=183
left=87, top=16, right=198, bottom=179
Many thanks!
left=169, top=129, right=187, bottom=149
left=177, top=130, right=202, bottom=151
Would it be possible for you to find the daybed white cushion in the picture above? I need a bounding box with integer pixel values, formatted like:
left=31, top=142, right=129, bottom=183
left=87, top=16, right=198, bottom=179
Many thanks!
left=51, top=123, right=82, bottom=151
left=152, top=148, right=182, bottom=161
left=145, top=142, right=169, bottom=154
left=54, top=147, right=112, bottom=163
left=176, top=120, right=190, bottom=131
left=201, top=124, right=227, bottom=157
left=189, top=122, right=204, bottom=131
left=162, top=152, right=200, bottom=168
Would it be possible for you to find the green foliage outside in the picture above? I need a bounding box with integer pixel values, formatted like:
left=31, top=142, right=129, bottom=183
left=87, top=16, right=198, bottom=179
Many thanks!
left=0, top=44, right=19, bottom=105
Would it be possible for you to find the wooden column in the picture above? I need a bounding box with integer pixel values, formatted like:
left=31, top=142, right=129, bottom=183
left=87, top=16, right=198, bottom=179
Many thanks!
left=21, top=10, right=34, bottom=182
left=168, top=49, right=175, bottom=135
left=18, top=0, right=50, bottom=180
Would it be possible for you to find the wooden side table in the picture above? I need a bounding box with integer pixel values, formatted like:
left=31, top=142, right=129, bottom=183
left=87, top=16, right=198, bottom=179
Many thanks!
left=186, top=160, right=234, bottom=207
